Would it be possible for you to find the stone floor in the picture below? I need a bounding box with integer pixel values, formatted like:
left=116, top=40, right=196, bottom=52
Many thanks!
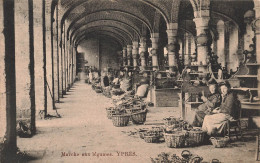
left=16, top=80, right=257, bottom=163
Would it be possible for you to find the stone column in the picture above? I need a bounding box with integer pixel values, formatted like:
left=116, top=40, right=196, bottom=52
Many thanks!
left=194, top=15, right=210, bottom=72
left=253, top=0, right=260, bottom=95
left=217, top=21, right=225, bottom=67
left=68, top=43, right=72, bottom=87
left=58, top=8, right=62, bottom=98
left=0, top=0, right=17, bottom=159
left=71, top=44, right=74, bottom=84
left=132, top=41, right=139, bottom=69
left=34, top=0, right=45, bottom=114
left=53, top=6, right=59, bottom=102
left=127, top=45, right=133, bottom=67
left=139, top=37, right=148, bottom=70
left=122, top=47, right=127, bottom=66
left=45, top=1, right=54, bottom=110
left=65, top=36, right=69, bottom=90
left=15, top=0, right=36, bottom=135
left=59, top=30, right=63, bottom=97
left=116, top=50, right=123, bottom=67
left=151, top=33, right=159, bottom=70
left=166, top=23, right=179, bottom=72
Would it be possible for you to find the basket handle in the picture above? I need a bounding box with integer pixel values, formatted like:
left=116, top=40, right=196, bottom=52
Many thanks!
left=190, top=156, right=203, bottom=163
left=181, top=150, right=191, bottom=157
left=210, top=137, right=216, bottom=141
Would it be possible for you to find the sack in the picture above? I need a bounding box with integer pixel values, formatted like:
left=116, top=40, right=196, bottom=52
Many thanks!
left=136, top=84, right=149, bottom=98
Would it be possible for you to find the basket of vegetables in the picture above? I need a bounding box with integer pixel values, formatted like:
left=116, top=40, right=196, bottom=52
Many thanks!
left=111, top=113, right=130, bottom=127
left=143, top=131, right=160, bottom=143
left=210, top=136, right=230, bottom=148
left=164, top=130, right=187, bottom=148
left=187, top=128, right=207, bottom=146
left=131, top=109, right=148, bottom=124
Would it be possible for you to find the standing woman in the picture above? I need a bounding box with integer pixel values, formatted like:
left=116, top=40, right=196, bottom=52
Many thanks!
left=202, top=81, right=239, bottom=136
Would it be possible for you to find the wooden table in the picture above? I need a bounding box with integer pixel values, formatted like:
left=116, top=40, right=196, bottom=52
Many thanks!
left=151, top=87, right=181, bottom=107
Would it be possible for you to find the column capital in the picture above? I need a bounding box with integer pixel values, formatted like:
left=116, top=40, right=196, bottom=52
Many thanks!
left=140, top=37, right=147, bottom=43
left=252, top=18, right=260, bottom=34
left=194, top=10, right=210, bottom=18
left=127, top=45, right=132, bottom=49
left=151, top=33, right=159, bottom=38
left=166, top=43, right=179, bottom=52
left=132, top=41, right=139, bottom=47
left=167, top=23, right=178, bottom=30
left=151, top=37, right=159, bottom=44
left=193, top=17, right=210, bottom=29
left=166, top=29, right=178, bottom=37
left=140, top=51, right=146, bottom=58
left=150, top=48, right=157, bottom=56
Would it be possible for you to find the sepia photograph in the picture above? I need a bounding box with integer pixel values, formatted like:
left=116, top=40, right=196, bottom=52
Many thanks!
left=0, top=0, right=260, bottom=162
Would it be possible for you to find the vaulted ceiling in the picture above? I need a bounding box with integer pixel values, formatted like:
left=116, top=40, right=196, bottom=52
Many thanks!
left=52, top=0, right=255, bottom=48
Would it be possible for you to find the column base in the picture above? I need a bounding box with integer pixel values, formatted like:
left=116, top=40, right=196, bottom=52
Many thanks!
left=62, top=90, right=66, bottom=95
left=16, top=119, right=35, bottom=138
left=0, top=142, right=17, bottom=163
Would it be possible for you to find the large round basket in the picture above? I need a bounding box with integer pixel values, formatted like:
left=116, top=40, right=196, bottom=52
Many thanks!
left=131, top=109, right=147, bottom=124
left=95, top=89, right=102, bottom=93
left=143, top=135, right=160, bottom=143
left=188, top=130, right=206, bottom=146
left=111, top=114, right=130, bottom=127
left=125, top=107, right=142, bottom=114
left=106, top=107, right=115, bottom=119
left=164, top=132, right=186, bottom=148
left=210, top=136, right=229, bottom=148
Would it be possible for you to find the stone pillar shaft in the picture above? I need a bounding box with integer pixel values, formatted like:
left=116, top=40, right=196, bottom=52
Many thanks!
left=166, top=23, right=178, bottom=72
left=53, top=6, right=59, bottom=102
left=15, top=0, right=36, bottom=135
left=194, top=16, right=210, bottom=72
left=34, top=0, right=45, bottom=114
left=127, top=45, right=133, bottom=67
left=122, top=47, right=127, bottom=66
left=132, top=41, right=139, bottom=69
left=139, top=37, right=148, bottom=70
left=45, top=1, right=54, bottom=110
left=0, top=0, right=17, bottom=156
left=151, top=33, right=159, bottom=70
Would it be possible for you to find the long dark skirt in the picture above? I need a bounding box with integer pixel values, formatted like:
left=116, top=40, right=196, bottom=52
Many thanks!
left=192, top=111, right=206, bottom=127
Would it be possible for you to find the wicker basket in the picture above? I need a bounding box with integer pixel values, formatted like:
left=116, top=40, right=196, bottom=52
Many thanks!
left=210, top=136, right=229, bottom=148
left=164, top=132, right=187, bottom=148
left=163, top=117, right=180, bottom=126
left=106, top=107, right=115, bottom=119
left=138, top=129, right=149, bottom=139
left=131, top=109, right=147, bottom=124
left=143, top=135, right=160, bottom=143
left=111, top=114, right=130, bottom=127
left=188, top=130, right=206, bottom=146
left=113, top=84, right=120, bottom=89
left=95, top=89, right=102, bottom=93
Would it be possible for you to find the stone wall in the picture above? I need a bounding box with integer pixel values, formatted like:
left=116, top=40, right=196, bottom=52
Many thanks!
left=77, top=37, right=121, bottom=71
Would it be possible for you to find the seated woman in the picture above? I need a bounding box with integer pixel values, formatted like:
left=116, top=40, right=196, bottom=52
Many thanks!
left=192, top=79, right=221, bottom=127
left=202, top=81, right=239, bottom=136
